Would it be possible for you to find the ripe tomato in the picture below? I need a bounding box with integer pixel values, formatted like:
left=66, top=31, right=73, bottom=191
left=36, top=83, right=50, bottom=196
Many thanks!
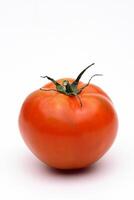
left=19, top=64, right=118, bottom=169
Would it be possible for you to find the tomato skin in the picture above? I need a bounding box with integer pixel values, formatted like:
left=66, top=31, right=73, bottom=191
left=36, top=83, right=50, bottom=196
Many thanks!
left=19, top=79, right=118, bottom=169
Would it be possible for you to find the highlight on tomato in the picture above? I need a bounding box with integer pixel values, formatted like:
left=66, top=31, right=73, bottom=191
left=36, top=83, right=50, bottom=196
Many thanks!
left=19, top=63, right=118, bottom=170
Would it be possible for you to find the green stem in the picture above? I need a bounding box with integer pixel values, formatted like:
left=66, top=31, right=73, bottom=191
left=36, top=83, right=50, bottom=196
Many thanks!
left=40, top=63, right=102, bottom=97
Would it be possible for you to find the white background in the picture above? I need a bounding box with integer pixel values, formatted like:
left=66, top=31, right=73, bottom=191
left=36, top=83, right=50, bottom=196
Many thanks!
left=0, top=0, right=134, bottom=199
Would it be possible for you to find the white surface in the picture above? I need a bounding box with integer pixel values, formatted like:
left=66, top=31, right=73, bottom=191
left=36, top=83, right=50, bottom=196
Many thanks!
left=0, top=0, right=134, bottom=199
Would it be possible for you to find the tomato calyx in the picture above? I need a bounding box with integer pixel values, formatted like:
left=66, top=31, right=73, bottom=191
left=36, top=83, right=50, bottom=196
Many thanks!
left=40, top=63, right=102, bottom=107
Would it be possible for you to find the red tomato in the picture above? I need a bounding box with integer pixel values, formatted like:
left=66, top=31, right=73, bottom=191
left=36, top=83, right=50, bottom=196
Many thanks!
left=19, top=64, right=118, bottom=169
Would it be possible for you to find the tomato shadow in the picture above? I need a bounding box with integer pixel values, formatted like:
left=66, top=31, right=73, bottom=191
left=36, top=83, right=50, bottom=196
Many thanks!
left=45, top=163, right=100, bottom=176
left=37, top=158, right=113, bottom=182
left=19, top=151, right=118, bottom=182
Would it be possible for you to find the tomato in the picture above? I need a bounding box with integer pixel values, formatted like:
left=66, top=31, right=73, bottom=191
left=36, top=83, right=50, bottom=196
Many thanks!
left=19, top=64, right=118, bottom=169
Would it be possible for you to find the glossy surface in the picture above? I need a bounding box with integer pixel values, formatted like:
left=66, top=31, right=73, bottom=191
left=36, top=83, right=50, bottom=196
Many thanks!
left=19, top=79, right=118, bottom=169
